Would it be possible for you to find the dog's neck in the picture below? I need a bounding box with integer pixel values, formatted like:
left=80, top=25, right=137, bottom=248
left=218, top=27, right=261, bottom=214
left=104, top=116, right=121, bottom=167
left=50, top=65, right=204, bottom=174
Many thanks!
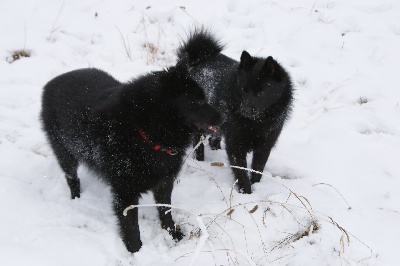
left=137, top=128, right=178, bottom=155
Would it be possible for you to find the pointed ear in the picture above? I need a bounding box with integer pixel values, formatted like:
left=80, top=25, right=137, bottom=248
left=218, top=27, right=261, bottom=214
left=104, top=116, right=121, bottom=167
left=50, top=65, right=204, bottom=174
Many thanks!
left=175, top=52, right=190, bottom=74
left=239, top=50, right=254, bottom=69
left=263, top=56, right=283, bottom=80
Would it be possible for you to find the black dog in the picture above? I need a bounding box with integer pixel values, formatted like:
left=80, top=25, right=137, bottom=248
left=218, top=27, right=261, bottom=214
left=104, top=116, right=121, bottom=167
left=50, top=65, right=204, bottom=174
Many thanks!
left=178, top=28, right=293, bottom=194
left=40, top=56, right=225, bottom=253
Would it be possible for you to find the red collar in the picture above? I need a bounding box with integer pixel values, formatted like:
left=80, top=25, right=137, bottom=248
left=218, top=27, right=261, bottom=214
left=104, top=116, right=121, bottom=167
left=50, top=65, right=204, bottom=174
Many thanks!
left=138, top=128, right=178, bottom=155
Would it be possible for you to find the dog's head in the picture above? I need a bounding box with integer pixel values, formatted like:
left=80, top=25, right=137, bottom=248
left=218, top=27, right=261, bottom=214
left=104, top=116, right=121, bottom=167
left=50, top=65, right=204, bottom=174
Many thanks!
left=236, top=51, right=291, bottom=120
left=165, top=54, right=226, bottom=134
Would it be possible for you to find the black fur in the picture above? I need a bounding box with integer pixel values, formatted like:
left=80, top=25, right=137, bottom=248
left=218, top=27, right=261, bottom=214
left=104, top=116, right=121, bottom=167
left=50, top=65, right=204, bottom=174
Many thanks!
left=178, top=28, right=294, bottom=194
left=178, top=27, right=224, bottom=67
left=40, top=57, right=225, bottom=253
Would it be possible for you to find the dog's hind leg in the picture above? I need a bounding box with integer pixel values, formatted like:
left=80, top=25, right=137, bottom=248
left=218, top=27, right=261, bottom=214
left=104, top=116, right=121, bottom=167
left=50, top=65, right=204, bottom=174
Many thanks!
left=250, top=148, right=272, bottom=184
left=152, top=177, right=184, bottom=241
left=48, top=135, right=81, bottom=199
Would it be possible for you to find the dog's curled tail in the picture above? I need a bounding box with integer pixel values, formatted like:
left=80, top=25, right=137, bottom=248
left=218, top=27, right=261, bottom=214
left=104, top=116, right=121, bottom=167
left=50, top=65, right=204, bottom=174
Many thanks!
left=177, top=27, right=224, bottom=67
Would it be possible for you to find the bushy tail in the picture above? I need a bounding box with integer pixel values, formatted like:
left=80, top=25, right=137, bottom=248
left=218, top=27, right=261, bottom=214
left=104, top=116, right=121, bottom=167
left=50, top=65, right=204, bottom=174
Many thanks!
left=177, top=27, right=224, bottom=67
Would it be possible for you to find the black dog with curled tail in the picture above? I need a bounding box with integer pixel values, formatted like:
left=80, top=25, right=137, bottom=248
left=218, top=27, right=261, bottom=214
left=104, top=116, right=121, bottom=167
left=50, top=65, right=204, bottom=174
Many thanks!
left=178, top=28, right=294, bottom=194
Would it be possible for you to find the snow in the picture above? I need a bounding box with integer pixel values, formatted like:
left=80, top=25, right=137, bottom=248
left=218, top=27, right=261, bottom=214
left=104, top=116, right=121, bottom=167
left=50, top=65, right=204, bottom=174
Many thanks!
left=1, top=0, right=399, bottom=265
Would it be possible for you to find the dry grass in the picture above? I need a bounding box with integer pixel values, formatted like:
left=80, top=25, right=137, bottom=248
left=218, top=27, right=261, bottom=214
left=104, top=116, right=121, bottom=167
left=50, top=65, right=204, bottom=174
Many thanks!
left=133, top=10, right=177, bottom=66
left=122, top=135, right=372, bottom=264
left=116, top=26, right=132, bottom=61
left=6, top=23, right=31, bottom=63
left=47, top=2, right=64, bottom=42
left=142, top=41, right=159, bottom=64
left=272, top=219, right=320, bottom=252
left=6, top=49, right=31, bottom=63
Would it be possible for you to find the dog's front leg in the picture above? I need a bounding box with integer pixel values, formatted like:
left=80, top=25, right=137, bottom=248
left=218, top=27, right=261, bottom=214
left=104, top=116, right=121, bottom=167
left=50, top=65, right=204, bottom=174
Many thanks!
left=113, top=191, right=142, bottom=253
left=209, top=131, right=222, bottom=150
left=193, top=133, right=205, bottom=161
left=152, top=177, right=184, bottom=241
left=250, top=148, right=272, bottom=184
left=226, top=145, right=252, bottom=194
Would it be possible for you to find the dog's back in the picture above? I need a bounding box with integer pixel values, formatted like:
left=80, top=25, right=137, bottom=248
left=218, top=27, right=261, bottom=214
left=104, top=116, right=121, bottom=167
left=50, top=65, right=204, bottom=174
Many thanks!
left=41, top=69, right=120, bottom=136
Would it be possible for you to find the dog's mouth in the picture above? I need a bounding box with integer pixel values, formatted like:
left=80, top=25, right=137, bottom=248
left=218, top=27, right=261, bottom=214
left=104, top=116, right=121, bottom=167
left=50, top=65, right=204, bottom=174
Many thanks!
left=195, top=123, right=218, bottom=134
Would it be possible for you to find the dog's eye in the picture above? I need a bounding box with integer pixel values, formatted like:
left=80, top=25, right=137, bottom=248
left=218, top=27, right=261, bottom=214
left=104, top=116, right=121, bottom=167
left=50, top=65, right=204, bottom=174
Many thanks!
left=257, top=91, right=265, bottom=97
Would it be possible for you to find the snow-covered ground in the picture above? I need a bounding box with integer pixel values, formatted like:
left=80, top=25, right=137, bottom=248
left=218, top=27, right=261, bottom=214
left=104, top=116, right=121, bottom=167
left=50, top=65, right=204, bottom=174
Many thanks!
left=1, top=0, right=399, bottom=265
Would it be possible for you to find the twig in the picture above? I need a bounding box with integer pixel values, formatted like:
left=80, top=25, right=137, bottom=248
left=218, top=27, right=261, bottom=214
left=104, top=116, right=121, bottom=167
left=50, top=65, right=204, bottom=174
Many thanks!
left=309, top=1, right=316, bottom=15
left=209, top=221, right=239, bottom=264
left=313, top=183, right=352, bottom=210
left=177, top=6, right=200, bottom=24
left=188, top=159, right=228, bottom=208
left=229, top=179, right=238, bottom=218
left=243, top=205, right=268, bottom=260
left=176, top=248, right=257, bottom=266
left=23, top=22, right=27, bottom=50
left=48, top=2, right=65, bottom=41
left=115, top=26, right=132, bottom=61
left=189, top=215, right=209, bottom=266
left=123, top=203, right=193, bottom=217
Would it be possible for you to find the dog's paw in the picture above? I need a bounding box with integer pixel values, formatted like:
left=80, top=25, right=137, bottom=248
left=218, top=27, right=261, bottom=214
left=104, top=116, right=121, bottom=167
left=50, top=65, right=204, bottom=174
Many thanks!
left=238, top=183, right=252, bottom=194
left=125, top=239, right=143, bottom=253
left=67, top=177, right=81, bottom=199
left=194, top=151, right=205, bottom=161
left=209, top=137, right=221, bottom=150
left=237, top=180, right=252, bottom=194
left=71, top=190, right=80, bottom=199
left=71, top=194, right=80, bottom=199
left=250, top=176, right=261, bottom=184
left=239, top=188, right=252, bottom=194
left=170, top=227, right=185, bottom=242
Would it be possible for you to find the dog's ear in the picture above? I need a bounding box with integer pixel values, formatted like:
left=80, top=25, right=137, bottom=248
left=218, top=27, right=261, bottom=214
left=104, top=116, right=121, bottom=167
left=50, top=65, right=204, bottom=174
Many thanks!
left=239, top=50, right=254, bottom=69
left=263, top=56, right=283, bottom=81
left=175, top=53, right=190, bottom=74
